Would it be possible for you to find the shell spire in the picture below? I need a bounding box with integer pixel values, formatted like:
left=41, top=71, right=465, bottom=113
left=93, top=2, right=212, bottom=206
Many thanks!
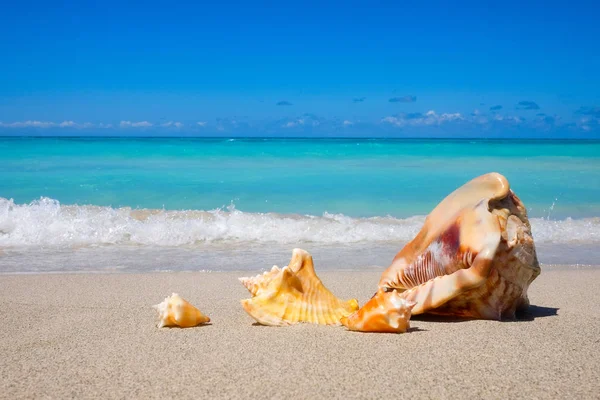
left=239, top=248, right=359, bottom=326
left=239, top=265, right=281, bottom=297
left=153, top=293, right=210, bottom=328
left=341, top=289, right=416, bottom=333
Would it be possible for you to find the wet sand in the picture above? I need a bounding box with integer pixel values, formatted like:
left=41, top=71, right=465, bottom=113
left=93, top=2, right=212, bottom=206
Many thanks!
left=0, top=267, right=598, bottom=399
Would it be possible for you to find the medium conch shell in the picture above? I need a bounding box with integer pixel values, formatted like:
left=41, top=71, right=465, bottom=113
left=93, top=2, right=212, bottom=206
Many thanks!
left=341, top=289, right=416, bottom=333
left=239, top=265, right=282, bottom=297
left=377, top=172, right=541, bottom=320
left=153, top=293, right=210, bottom=328
left=239, top=248, right=359, bottom=326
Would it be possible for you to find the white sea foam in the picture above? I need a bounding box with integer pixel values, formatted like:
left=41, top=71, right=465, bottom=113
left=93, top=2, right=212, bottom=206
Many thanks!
left=0, top=197, right=598, bottom=248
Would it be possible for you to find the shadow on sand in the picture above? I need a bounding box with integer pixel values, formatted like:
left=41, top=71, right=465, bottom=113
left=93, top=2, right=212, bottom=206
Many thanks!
left=411, top=304, right=559, bottom=323
left=514, top=305, right=559, bottom=321
left=250, top=322, right=428, bottom=333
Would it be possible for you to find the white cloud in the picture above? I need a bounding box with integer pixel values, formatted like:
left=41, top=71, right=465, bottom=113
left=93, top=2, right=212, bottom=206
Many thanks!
left=0, top=120, right=189, bottom=129
left=382, top=109, right=565, bottom=132
left=160, top=121, right=184, bottom=128
left=574, top=116, right=598, bottom=132
left=0, top=120, right=56, bottom=128
left=493, top=115, right=524, bottom=124
left=1, top=110, right=579, bottom=134
left=438, top=112, right=463, bottom=122
left=120, top=121, right=153, bottom=128
left=381, top=116, right=402, bottom=126
left=283, top=118, right=305, bottom=128
left=58, top=121, right=97, bottom=129
left=0, top=120, right=96, bottom=129
left=382, top=111, right=470, bottom=128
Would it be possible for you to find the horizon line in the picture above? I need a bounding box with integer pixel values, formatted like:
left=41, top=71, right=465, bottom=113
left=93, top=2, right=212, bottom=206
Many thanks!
left=1, top=135, right=599, bottom=141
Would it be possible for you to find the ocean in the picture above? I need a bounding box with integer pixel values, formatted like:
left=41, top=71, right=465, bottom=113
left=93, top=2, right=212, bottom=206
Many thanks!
left=1, top=137, right=599, bottom=273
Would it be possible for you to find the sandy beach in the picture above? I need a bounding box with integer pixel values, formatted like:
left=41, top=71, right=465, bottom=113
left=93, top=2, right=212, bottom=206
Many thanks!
left=1, top=266, right=598, bottom=399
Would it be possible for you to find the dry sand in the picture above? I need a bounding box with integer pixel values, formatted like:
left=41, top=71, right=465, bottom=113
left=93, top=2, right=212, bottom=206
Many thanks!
left=1, top=267, right=598, bottom=399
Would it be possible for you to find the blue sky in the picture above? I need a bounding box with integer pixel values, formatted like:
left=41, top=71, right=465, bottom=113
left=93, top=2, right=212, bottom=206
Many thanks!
left=1, top=1, right=599, bottom=137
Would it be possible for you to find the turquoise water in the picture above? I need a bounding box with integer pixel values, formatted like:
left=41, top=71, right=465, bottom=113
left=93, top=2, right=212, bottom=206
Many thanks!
left=1, top=137, right=600, bottom=218
left=1, top=137, right=599, bottom=272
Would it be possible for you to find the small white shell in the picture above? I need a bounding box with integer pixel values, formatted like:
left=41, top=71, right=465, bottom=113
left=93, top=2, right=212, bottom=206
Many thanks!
left=153, top=293, right=210, bottom=328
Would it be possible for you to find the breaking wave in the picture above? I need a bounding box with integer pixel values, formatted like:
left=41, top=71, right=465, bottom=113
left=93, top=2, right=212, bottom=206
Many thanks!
left=0, top=197, right=599, bottom=248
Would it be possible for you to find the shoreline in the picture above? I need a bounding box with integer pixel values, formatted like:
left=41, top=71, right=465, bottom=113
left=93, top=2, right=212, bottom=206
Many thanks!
left=1, top=268, right=598, bottom=398
left=1, top=262, right=599, bottom=276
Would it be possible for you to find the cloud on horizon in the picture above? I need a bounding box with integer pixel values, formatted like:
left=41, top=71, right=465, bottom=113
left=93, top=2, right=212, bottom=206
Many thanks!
left=280, top=113, right=323, bottom=129
left=120, top=121, right=153, bottom=128
left=160, top=121, right=184, bottom=128
left=517, top=101, right=540, bottom=110
left=282, top=118, right=305, bottom=128
left=388, top=95, right=417, bottom=103
left=382, top=110, right=463, bottom=127
left=1, top=108, right=598, bottom=138
left=0, top=120, right=57, bottom=128
left=379, top=110, right=564, bottom=133
left=0, top=120, right=101, bottom=129
left=492, top=114, right=525, bottom=123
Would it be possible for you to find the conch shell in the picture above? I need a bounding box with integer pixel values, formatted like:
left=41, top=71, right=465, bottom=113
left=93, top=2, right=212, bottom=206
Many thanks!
left=240, top=248, right=359, bottom=326
left=379, top=172, right=540, bottom=320
left=153, top=293, right=210, bottom=328
left=346, top=172, right=540, bottom=332
left=341, top=289, right=415, bottom=333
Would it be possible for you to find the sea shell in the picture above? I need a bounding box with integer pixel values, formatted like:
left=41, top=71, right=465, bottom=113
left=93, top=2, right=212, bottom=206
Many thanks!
left=341, top=289, right=415, bottom=333
left=376, top=172, right=541, bottom=320
left=239, top=265, right=282, bottom=297
left=240, top=248, right=359, bottom=326
left=153, top=293, right=210, bottom=328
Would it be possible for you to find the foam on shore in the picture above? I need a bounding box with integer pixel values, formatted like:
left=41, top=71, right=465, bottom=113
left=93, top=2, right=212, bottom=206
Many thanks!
left=1, top=197, right=598, bottom=248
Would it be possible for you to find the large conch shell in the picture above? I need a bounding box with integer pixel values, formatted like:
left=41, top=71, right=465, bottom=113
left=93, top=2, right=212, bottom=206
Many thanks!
left=153, top=293, right=211, bottom=328
left=239, top=248, right=359, bottom=326
left=344, top=172, right=541, bottom=332
left=383, top=172, right=541, bottom=319
left=341, top=289, right=416, bottom=333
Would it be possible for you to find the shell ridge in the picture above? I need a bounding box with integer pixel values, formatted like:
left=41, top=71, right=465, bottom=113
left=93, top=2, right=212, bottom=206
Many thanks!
left=240, top=249, right=356, bottom=326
